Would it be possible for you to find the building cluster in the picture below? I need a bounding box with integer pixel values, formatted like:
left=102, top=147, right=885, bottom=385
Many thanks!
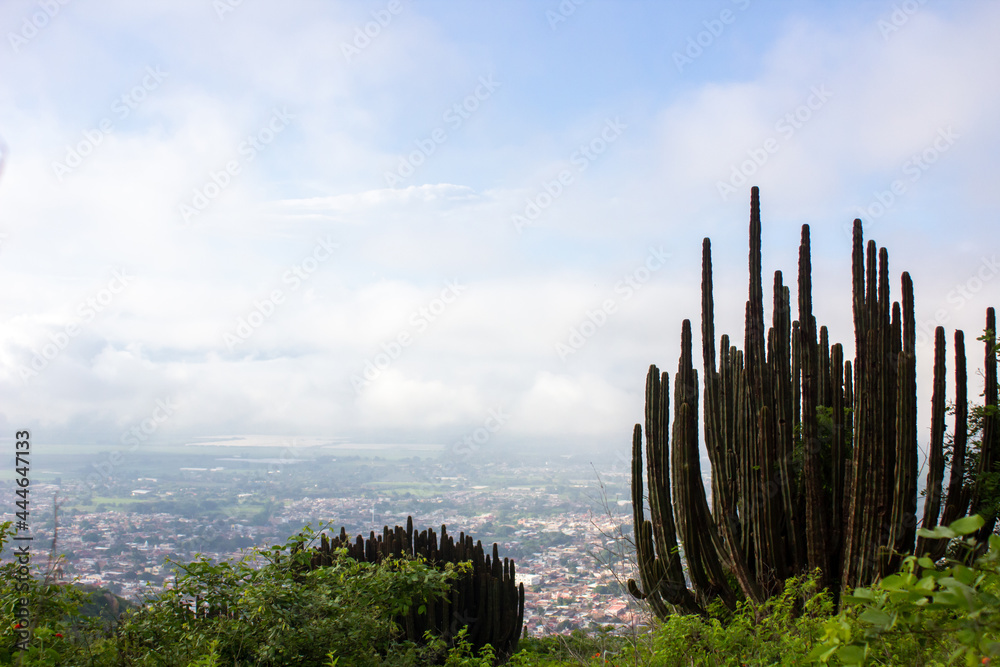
left=505, top=514, right=644, bottom=634
left=5, top=466, right=648, bottom=632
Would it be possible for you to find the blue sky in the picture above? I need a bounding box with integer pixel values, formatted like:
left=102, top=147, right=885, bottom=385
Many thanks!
left=0, top=0, right=997, bottom=459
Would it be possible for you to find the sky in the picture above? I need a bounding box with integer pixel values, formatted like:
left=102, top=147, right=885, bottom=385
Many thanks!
left=0, top=0, right=998, bottom=464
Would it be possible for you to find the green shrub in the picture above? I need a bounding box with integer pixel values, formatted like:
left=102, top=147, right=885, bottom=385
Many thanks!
left=2, top=520, right=481, bottom=666
left=115, top=523, right=464, bottom=666
left=645, top=570, right=833, bottom=666
left=12, top=514, right=1000, bottom=666
left=810, top=514, right=1000, bottom=666
left=1, top=520, right=119, bottom=666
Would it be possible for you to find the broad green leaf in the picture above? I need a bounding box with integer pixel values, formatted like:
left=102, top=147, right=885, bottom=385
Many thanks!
left=807, top=645, right=838, bottom=662
left=934, top=589, right=971, bottom=611
left=836, top=644, right=867, bottom=665
left=950, top=514, right=985, bottom=536
left=840, top=595, right=869, bottom=606
left=917, top=525, right=956, bottom=539
left=952, top=564, right=976, bottom=586
left=938, top=576, right=975, bottom=595
left=956, top=628, right=976, bottom=645
left=858, top=609, right=892, bottom=628
left=885, top=590, right=909, bottom=605
left=917, top=556, right=936, bottom=569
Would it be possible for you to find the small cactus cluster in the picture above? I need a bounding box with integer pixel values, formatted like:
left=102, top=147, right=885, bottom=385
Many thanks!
left=628, top=186, right=999, bottom=617
left=312, top=516, right=525, bottom=662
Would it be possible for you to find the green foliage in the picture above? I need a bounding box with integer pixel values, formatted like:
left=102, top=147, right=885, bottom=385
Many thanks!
left=417, top=628, right=497, bottom=666
left=810, top=514, right=1000, bottom=666
left=116, top=523, right=463, bottom=666
left=184, top=641, right=221, bottom=667
left=946, top=401, right=1000, bottom=523
left=2, top=520, right=499, bottom=667
left=77, top=585, right=137, bottom=625
left=646, top=570, right=834, bottom=665
left=513, top=628, right=628, bottom=666
left=505, top=522, right=1000, bottom=666
left=793, top=405, right=854, bottom=496
left=0, top=520, right=119, bottom=666
left=13, top=509, right=1000, bottom=666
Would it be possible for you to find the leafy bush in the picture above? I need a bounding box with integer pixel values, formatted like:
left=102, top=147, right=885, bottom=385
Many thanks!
left=1, top=521, right=495, bottom=666
left=116, top=523, right=464, bottom=666
left=810, top=514, right=1000, bottom=666
left=513, top=628, right=629, bottom=666
left=12, top=514, right=1000, bottom=666
left=645, top=570, right=833, bottom=666
left=1, top=520, right=119, bottom=666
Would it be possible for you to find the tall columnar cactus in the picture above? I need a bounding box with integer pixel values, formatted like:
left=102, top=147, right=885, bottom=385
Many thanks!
left=972, top=308, right=999, bottom=548
left=309, top=517, right=524, bottom=662
left=628, top=187, right=997, bottom=616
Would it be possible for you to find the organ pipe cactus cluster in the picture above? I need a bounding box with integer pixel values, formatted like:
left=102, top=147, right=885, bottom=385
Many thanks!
left=311, top=516, right=524, bottom=662
left=628, top=187, right=999, bottom=616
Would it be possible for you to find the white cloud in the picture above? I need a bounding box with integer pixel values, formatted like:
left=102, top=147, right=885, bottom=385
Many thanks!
left=0, top=2, right=997, bottom=453
left=511, top=371, right=634, bottom=439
